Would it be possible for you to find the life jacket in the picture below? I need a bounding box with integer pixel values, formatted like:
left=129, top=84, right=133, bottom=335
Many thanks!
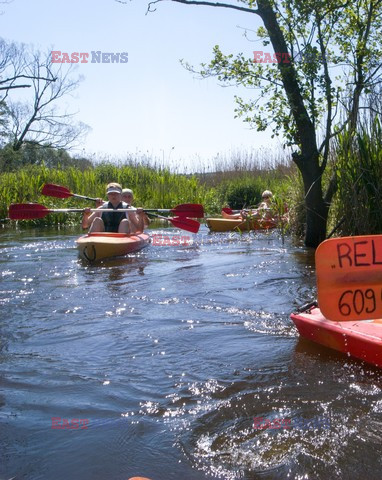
left=100, top=201, right=127, bottom=232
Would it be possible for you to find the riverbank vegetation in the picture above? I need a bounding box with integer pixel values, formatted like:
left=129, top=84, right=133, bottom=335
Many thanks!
left=1, top=116, right=382, bottom=241
left=0, top=147, right=297, bottom=228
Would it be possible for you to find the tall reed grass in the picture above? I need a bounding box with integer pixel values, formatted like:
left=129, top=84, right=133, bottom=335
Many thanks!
left=331, top=117, right=382, bottom=236
left=0, top=163, right=213, bottom=225
left=1, top=156, right=296, bottom=227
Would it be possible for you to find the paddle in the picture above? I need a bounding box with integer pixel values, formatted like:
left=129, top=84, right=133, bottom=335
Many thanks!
left=9, top=202, right=203, bottom=220
left=41, top=184, right=204, bottom=218
left=9, top=203, right=200, bottom=233
left=41, top=183, right=98, bottom=201
left=144, top=204, right=204, bottom=218
left=146, top=212, right=200, bottom=234
left=8, top=203, right=128, bottom=219
left=315, top=234, right=382, bottom=321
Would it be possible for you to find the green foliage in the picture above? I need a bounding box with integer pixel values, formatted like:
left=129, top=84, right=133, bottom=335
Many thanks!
left=1, top=149, right=302, bottom=231
left=0, top=162, right=214, bottom=225
left=186, top=0, right=382, bottom=153
left=0, top=143, right=93, bottom=172
left=282, top=169, right=306, bottom=238
left=217, top=177, right=264, bottom=209
left=331, top=117, right=382, bottom=235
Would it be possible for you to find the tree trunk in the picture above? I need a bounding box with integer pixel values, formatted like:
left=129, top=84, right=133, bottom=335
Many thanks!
left=304, top=184, right=328, bottom=248
left=257, top=0, right=328, bottom=248
left=293, top=152, right=328, bottom=248
left=161, top=0, right=334, bottom=247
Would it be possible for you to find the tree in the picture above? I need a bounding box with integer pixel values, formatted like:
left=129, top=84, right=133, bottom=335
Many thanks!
left=0, top=39, right=27, bottom=97
left=142, top=0, right=382, bottom=247
left=0, top=38, right=89, bottom=153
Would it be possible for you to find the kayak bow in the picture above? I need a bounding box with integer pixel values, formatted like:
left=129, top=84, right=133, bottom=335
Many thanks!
left=76, top=232, right=150, bottom=262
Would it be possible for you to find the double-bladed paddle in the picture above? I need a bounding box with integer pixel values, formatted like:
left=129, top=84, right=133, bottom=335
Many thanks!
left=315, top=234, right=382, bottom=321
left=8, top=203, right=201, bottom=234
left=41, top=183, right=204, bottom=218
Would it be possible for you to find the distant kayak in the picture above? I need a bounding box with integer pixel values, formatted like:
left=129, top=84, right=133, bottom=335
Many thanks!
left=206, top=217, right=277, bottom=232
left=76, top=232, right=150, bottom=262
left=291, top=305, right=382, bottom=368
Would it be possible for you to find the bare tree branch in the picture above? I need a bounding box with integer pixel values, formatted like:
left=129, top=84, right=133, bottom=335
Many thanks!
left=0, top=41, right=89, bottom=151
left=0, top=84, right=30, bottom=90
left=147, top=0, right=258, bottom=15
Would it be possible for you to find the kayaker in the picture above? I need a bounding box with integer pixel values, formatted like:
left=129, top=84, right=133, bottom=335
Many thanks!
left=82, top=182, right=145, bottom=233
left=242, top=190, right=273, bottom=220
left=222, top=190, right=274, bottom=220
left=258, top=190, right=273, bottom=209
left=122, top=187, right=150, bottom=232
left=121, top=188, right=134, bottom=205
left=92, top=188, right=133, bottom=209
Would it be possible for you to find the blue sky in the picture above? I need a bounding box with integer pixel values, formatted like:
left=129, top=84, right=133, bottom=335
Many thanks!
left=1, top=0, right=279, bottom=170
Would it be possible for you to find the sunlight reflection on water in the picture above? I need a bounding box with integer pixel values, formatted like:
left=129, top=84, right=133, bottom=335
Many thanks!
left=1, top=227, right=382, bottom=479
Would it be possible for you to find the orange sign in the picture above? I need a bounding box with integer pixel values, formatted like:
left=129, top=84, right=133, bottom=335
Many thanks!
left=316, top=235, right=382, bottom=321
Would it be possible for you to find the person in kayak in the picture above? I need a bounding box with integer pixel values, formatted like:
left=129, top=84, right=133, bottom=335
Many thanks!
left=122, top=187, right=150, bottom=233
left=242, top=190, right=274, bottom=220
left=82, top=183, right=145, bottom=233
left=121, top=188, right=134, bottom=205
left=222, top=190, right=274, bottom=220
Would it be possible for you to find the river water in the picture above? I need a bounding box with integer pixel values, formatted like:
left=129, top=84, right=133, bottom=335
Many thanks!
left=1, top=226, right=382, bottom=480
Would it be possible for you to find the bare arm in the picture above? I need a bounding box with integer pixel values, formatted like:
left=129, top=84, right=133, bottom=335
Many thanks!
left=82, top=208, right=102, bottom=229
left=127, top=209, right=145, bottom=233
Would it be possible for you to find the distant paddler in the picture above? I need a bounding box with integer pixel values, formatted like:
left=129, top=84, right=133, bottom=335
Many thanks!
left=222, top=190, right=274, bottom=220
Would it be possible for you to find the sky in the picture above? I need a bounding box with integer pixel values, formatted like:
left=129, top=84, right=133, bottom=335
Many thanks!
left=1, top=0, right=281, bottom=170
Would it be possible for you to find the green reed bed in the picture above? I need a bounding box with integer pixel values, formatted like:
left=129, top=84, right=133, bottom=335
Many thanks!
left=331, top=118, right=382, bottom=236
left=1, top=153, right=297, bottom=230
left=0, top=163, right=215, bottom=226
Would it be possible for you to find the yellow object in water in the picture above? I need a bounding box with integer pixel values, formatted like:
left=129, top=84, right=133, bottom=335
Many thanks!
left=76, top=232, right=150, bottom=262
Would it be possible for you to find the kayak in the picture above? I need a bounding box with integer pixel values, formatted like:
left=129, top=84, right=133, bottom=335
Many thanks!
left=205, top=217, right=277, bottom=232
left=290, top=304, right=382, bottom=367
left=76, top=232, right=150, bottom=262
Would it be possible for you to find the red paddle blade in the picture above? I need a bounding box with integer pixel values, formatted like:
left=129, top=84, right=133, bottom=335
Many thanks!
left=169, top=216, right=200, bottom=233
left=8, top=203, right=51, bottom=220
left=171, top=204, right=204, bottom=218
left=41, top=183, right=72, bottom=199
left=222, top=207, right=233, bottom=214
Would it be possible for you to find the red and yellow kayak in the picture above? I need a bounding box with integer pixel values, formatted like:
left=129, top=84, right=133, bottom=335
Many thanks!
left=76, top=232, right=150, bottom=262
left=205, top=217, right=277, bottom=232
left=291, top=305, right=382, bottom=367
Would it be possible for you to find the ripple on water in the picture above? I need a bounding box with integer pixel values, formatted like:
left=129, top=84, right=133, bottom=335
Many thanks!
left=2, top=230, right=382, bottom=480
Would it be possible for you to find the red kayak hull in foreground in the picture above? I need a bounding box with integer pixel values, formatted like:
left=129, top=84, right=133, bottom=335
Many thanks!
left=76, top=232, right=150, bottom=262
left=291, top=307, right=382, bottom=367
